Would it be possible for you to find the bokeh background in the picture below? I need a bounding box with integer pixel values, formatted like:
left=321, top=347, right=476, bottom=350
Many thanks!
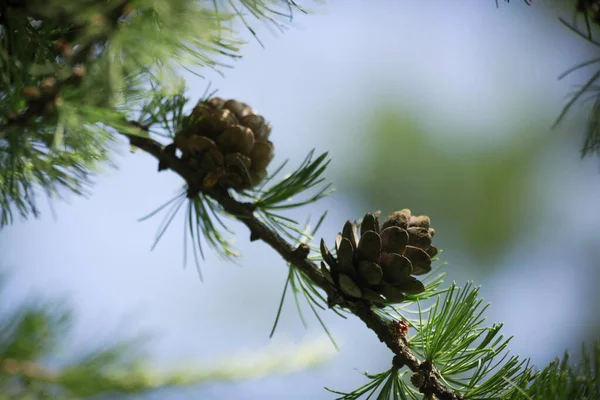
left=2, top=0, right=600, bottom=398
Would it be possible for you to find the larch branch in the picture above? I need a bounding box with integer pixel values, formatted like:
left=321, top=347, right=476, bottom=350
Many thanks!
left=125, top=130, right=463, bottom=400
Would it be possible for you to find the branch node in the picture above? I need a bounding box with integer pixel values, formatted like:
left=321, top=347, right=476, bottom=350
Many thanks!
left=250, top=231, right=261, bottom=242
left=242, top=202, right=257, bottom=213
left=389, top=319, right=409, bottom=338
left=186, top=185, right=199, bottom=199
left=410, top=369, right=426, bottom=390
left=392, top=355, right=405, bottom=370
left=418, top=360, right=462, bottom=400
left=291, top=243, right=310, bottom=259
left=327, top=292, right=344, bottom=309
left=129, top=121, right=149, bottom=131
left=159, top=143, right=177, bottom=172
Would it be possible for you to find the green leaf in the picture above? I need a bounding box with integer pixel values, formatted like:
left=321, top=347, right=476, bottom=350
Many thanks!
left=268, top=214, right=343, bottom=349
left=325, top=368, right=416, bottom=400
left=522, top=342, right=600, bottom=400
left=252, top=149, right=333, bottom=210
left=138, top=189, right=238, bottom=279
left=407, top=282, right=533, bottom=399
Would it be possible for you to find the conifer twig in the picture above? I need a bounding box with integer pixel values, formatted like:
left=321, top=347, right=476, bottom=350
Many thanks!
left=124, top=130, right=463, bottom=400
left=0, top=0, right=130, bottom=131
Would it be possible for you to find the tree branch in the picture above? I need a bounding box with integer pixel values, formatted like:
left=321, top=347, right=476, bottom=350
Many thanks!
left=124, top=130, right=463, bottom=400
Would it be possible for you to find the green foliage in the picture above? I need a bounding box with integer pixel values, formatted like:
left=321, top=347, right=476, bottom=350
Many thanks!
left=0, top=0, right=331, bottom=275
left=0, top=304, right=70, bottom=363
left=0, top=277, right=333, bottom=399
left=243, top=149, right=333, bottom=244
left=409, top=283, right=533, bottom=398
left=326, top=368, right=416, bottom=400
left=135, top=90, right=333, bottom=271
left=329, top=282, right=600, bottom=399
left=524, top=343, right=600, bottom=399
left=0, top=0, right=310, bottom=226
left=0, top=289, right=161, bottom=398
left=269, top=215, right=347, bottom=349
left=137, top=186, right=241, bottom=280
left=340, top=110, right=544, bottom=263
left=553, top=15, right=600, bottom=158
left=135, top=81, right=190, bottom=139
left=251, top=150, right=332, bottom=210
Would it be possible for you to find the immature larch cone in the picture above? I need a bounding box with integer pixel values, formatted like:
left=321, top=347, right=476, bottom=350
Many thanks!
left=320, top=209, right=438, bottom=305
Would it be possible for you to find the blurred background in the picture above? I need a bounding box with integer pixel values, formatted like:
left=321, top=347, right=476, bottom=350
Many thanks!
left=2, top=0, right=600, bottom=398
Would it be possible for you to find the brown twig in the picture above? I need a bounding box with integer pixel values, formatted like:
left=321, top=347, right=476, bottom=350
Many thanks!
left=124, top=130, right=463, bottom=400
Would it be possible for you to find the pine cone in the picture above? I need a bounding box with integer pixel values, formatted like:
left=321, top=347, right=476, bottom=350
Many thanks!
left=173, top=97, right=274, bottom=191
left=320, top=209, right=438, bottom=305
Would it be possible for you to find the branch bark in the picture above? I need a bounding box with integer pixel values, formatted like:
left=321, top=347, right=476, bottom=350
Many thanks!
left=125, top=131, right=463, bottom=400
